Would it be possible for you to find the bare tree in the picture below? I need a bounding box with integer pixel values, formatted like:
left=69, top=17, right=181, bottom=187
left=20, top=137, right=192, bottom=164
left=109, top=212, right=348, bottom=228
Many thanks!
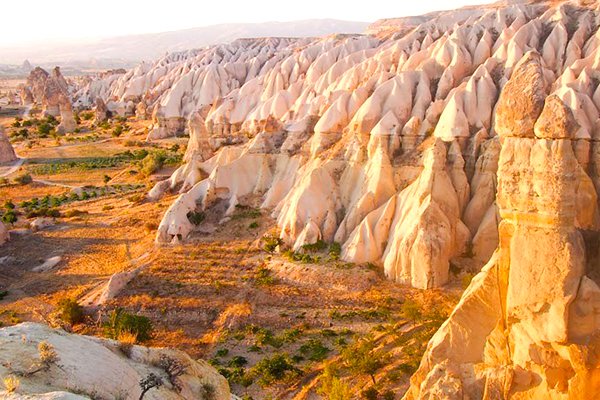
left=138, top=373, right=163, bottom=400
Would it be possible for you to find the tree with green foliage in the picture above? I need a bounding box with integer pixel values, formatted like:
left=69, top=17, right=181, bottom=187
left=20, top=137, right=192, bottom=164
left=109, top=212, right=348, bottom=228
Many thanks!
left=318, top=364, right=352, bottom=400
left=341, top=336, right=388, bottom=385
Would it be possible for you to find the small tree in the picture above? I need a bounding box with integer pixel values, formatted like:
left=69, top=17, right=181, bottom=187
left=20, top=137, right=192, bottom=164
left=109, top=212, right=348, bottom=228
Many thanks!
left=341, top=336, right=388, bottom=385
left=318, top=364, right=352, bottom=400
left=139, top=373, right=163, bottom=400
left=158, top=355, right=187, bottom=392
left=103, top=175, right=111, bottom=185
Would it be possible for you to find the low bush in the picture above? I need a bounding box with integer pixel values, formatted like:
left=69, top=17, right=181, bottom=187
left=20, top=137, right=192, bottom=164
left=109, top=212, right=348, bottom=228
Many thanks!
left=2, top=210, right=17, bottom=224
left=249, top=353, right=299, bottom=386
left=14, top=173, right=33, bottom=185
left=262, top=234, right=282, bottom=253
left=254, top=266, right=275, bottom=286
left=298, top=339, right=330, bottom=361
left=57, top=298, right=84, bottom=325
left=317, top=364, right=352, bottom=399
left=104, top=308, right=153, bottom=343
left=187, top=211, right=205, bottom=225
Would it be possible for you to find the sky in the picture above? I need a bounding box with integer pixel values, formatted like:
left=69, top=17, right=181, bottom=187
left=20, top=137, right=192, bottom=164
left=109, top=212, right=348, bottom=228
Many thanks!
left=0, top=0, right=497, bottom=47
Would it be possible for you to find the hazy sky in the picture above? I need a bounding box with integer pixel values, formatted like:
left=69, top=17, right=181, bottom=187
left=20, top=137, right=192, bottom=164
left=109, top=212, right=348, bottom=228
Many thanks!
left=0, top=0, right=496, bottom=47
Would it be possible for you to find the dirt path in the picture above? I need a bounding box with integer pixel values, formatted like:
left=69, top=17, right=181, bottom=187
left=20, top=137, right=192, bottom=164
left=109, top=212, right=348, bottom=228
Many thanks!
left=32, top=178, right=77, bottom=189
left=0, top=157, right=24, bottom=177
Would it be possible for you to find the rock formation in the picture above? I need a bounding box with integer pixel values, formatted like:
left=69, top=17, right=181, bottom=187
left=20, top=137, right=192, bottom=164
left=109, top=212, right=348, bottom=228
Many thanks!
left=404, top=51, right=600, bottom=399
left=0, top=126, right=17, bottom=164
left=93, top=97, right=108, bottom=124
left=0, top=323, right=230, bottom=399
left=22, top=67, right=76, bottom=133
left=75, top=0, right=600, bottom=293
left=56, top=94, right=76, bottom=134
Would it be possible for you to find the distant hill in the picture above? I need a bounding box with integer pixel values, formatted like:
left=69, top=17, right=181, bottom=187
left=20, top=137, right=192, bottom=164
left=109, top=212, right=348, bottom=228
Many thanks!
left=0, top=19, right=369, bottom=67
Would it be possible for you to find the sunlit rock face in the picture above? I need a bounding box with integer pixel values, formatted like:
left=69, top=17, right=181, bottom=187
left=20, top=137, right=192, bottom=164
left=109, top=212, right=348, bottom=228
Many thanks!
left=79, top=1, right=600, bottom=294
left=20, top=66, right=77, bottom=133
left=0, top=323, right=230, bottom=399
left=0, top=126, right=17, bottom=164
left=404, top=50, right=600, bottom=399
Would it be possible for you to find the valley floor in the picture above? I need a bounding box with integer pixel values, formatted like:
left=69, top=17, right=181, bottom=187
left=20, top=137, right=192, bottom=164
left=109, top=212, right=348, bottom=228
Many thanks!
left=0, top=107, right=462, bottom=399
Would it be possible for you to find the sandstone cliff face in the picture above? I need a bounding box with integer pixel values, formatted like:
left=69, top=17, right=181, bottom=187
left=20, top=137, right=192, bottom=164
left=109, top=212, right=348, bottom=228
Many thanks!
left=0, top=323, right=230, bottom=400
left=404, top=51, right=600, bottom=399
left=77, top=0, right=600, bottom=292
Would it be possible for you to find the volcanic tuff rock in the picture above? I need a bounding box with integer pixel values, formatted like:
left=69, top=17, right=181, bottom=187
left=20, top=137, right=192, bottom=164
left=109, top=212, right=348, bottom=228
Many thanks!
left=93, top=97, right=108, bottom=123
left=0, top=126, right=17, bottom=164
left=0, top=323, right=230, bottom=400
left=75, top=0, right=600, bottom=294
left=21, top=67, right=76, bottom=133
left=404, top=51, right=600, bottom=399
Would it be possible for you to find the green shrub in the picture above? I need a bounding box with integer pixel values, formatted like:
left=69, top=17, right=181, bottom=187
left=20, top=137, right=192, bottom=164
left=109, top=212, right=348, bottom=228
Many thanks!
left=329, top=242, right=342, bottom=260
left=249, top=353, right=299, bottom=386
left=140, top=152, right=165, bottom=176
left=382, top=390, right=395, bottom=400
left=187, top=211, right=205, bottom=225
left=81, top=111, right=94, bottom=121
left=231, top=205, right=261, bottom=220
left=299, top=339, right=330, bottom=361
left=14, top=173, right=33, bottom=185
left=216, top=348, right=229, bottom=357
left=57, top=298, right=84, bottom=325
left=341, top=336, right=389, bottom=384
left=104, top=308, right=153, bottom=343
left=401, top=299, right=422, bottom=321
left=317, top=364, right=352, bottom=400
left=255, top=328, right=282, bottom=348
left=228, top=356, right=248, bottom=368
left=37, top=122, right=52, bottom=136
left=262, top=234, right=282, bottom=253
left=302, top=240, right=327, bottom=253
left=254, top=266, right=275, bottom=286
left=112, top=125, right=124, bottom=137
left=2, top=210, right=17, bottom=224
left=362, top=387, right=379, bottom=400
left=248, top=221, right=259, bottom=229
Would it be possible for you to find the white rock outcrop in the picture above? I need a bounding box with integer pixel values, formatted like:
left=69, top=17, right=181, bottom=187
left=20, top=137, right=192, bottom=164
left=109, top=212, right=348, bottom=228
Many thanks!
left=77, top=0, right=600, bottom=293
left=0, top=323, right=230, bottom=400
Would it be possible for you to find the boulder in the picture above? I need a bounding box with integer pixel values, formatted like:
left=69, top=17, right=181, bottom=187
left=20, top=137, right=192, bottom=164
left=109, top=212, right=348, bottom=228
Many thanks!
left=0, top=323, right=230, bottom=400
